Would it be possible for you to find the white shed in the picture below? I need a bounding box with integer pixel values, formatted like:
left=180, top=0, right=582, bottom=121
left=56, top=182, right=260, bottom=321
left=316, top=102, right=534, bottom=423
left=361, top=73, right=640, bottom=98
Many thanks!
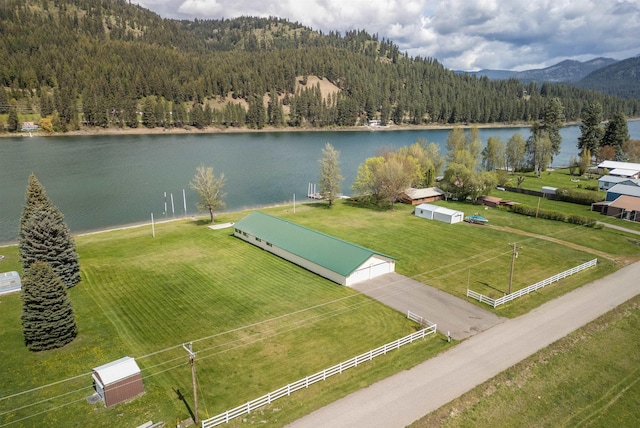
left=0, top=271, right=21, bottom=295
left=414, top=204, right=464, bottom=224
left=541, top=186, right=557, bottom=195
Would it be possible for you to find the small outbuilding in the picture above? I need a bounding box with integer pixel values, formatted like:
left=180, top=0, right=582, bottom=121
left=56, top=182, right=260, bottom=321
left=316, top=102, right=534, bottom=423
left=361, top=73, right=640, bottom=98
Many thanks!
left=597, top=161, right=640, bottom=178
left=606, top=183, right=640, bottom=202
left=0, top=271, right=21, bottom=295
left=398, top=187, right=444, bottom=205
left=598, top=175, right=639, bottom=191
left=541, top=186, right=557, bottom=196
left=92, top=356, right=144, bottom=407
left=233, top=212, right=395, bottom=286
left=414, top=203, right=464, bottom=224
left=477, top=195, right=502, bottom=208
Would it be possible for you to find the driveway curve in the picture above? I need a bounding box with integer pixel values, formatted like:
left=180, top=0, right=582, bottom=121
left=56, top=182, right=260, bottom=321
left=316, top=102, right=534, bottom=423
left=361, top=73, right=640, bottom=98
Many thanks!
left=288, top=261, right=640, bottom=428
left=352, top=273, right=504, bottom=340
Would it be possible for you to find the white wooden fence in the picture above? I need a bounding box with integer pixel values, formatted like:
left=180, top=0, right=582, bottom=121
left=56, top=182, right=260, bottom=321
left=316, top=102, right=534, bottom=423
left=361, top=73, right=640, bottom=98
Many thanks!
left=407, top=310, right=435, bottom=328
left=200, top=323, right=437, bottom=428
left=467, top=258, right=598, bottom=308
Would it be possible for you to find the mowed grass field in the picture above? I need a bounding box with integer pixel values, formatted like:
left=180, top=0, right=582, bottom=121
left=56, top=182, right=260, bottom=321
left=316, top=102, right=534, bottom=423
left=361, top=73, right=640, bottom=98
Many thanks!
left=1, top=198, right=639, bottom=426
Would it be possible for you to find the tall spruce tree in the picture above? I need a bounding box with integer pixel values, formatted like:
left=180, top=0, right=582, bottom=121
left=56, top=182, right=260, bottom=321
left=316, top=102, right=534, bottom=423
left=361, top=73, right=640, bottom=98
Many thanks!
left=578, top=102, right=604, bottom=159
left=19, top=174, right=80, bottom=288
left=601, top=113, right=630, bottom=160
left=21, top=261, right=77, bottom=351
left=532, top=97, right=565, bottom=158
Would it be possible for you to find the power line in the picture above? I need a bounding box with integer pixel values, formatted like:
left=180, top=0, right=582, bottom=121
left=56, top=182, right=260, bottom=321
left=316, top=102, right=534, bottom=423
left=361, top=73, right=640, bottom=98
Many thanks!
left=0, top=224, right=594, bottom=424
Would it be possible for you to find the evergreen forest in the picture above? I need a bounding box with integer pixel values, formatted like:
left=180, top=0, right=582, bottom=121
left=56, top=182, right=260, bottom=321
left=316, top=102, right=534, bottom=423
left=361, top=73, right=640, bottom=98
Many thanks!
left=1, top=0, right=639, bottom=133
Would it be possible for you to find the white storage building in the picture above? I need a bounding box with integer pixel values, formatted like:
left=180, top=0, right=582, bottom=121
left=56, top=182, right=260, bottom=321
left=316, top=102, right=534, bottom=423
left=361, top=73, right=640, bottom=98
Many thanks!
left=414, top=204, right=464, bottom=224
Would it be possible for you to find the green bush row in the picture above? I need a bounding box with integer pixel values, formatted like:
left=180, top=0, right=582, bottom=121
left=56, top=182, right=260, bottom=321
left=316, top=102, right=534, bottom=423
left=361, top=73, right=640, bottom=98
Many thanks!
left=508, top=204, right=598, bottom=227
left=555, top=187, right=605, bottom=205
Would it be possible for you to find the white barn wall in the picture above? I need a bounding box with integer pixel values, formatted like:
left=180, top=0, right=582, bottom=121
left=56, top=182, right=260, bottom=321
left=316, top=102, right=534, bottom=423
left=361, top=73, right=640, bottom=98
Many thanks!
left=414, top=206, right=435, bottom=220
left=345, top=256, right=395, bottom=286
left=433, top=210, right=463, bottom=224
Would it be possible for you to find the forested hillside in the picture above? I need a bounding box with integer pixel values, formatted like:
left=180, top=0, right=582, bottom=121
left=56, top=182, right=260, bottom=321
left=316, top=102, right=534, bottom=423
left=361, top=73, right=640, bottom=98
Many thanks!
left=577, top=57, right=640, bottom=99
left=1, top=0, right=639, bottom=133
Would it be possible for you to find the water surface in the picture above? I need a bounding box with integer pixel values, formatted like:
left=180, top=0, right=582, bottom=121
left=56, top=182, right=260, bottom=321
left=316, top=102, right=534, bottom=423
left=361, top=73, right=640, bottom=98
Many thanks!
left=1, top=122, right=639, bottom=244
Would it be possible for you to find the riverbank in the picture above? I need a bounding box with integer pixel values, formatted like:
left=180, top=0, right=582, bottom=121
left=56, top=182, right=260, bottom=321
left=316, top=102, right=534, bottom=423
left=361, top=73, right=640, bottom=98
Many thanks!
left=1, top=121, right=567, bottom=139
left=7, top=117, right=640, bottom=139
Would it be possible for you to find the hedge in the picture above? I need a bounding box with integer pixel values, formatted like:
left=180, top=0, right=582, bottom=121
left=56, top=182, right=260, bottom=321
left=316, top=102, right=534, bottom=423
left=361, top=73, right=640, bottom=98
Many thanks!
left=508, top=204, right=597, bottom=227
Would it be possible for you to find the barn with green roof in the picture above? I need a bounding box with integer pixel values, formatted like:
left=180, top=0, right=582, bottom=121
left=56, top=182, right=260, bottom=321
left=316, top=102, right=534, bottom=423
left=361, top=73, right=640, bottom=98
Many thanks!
left=233, top=212, right=396, bottom=286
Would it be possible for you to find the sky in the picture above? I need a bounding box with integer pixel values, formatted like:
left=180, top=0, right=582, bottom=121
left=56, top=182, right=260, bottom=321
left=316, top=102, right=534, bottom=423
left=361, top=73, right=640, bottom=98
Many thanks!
left=135, top=0, right=640, bottom=72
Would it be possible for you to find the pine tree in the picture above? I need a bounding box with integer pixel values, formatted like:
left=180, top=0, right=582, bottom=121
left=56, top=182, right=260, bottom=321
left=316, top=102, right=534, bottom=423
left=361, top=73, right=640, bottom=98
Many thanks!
left=601, top=113, right=630, bottom=160
left=7, top=105, right=19, bottom=132
left=578, top=102, right=604, bottom=159
left=19, top=174, right=80, bottom=288
left=21, top=261, right=77, bottom=351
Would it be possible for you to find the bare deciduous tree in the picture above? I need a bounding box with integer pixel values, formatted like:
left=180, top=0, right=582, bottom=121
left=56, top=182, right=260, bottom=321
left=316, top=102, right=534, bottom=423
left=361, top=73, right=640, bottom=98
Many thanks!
left=190, top=165, right=226, bottom=223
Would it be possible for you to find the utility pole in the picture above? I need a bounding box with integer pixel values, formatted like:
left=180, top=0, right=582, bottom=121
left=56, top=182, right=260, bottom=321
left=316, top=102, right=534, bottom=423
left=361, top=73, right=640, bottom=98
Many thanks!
left=182, top=342, right=198, bottom=425
left=508, top=242, right=522, bottom=295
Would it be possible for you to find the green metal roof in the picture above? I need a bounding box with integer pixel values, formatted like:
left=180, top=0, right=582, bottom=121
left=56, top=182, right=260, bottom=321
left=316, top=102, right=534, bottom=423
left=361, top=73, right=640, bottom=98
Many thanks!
left=234, top=212, right=395, bottom=277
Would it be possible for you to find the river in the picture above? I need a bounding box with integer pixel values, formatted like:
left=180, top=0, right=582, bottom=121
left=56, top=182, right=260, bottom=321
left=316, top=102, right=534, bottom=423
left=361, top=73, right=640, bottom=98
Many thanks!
left=1, top=122, right=639, bottom=244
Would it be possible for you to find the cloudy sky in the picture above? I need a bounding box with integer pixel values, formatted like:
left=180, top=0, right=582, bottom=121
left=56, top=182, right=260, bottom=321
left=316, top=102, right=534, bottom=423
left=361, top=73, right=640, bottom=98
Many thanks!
left=136, top=0, right=640, bottom=71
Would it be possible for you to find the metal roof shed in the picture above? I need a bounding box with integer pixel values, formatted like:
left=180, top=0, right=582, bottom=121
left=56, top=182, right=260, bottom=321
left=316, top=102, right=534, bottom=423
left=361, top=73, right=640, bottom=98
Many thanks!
left=92, top=357, right=144, bottom=407
left=606, top=184, right=640, bottom=201
left=0, top=271, right=21, bottom=295
left=233, top=212, right=395, bottom=286
left=414, top=204, right=464, bottom=224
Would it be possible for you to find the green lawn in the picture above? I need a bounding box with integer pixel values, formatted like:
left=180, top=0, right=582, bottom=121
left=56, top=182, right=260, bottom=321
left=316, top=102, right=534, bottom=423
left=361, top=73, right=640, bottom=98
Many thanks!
left=498, top=168, right=640, bottom=233
left=0, top=212, right=445, bottom=427
left=411, top=294, right=640, bottom=428
left=1, top=199, right=639, bottom=427
left=510, top=167, right=601, bottom=193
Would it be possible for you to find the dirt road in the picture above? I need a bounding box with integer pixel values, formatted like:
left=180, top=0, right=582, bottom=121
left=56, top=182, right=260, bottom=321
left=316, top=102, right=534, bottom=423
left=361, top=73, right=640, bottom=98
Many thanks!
left=288, top=261, right=640, bottom=428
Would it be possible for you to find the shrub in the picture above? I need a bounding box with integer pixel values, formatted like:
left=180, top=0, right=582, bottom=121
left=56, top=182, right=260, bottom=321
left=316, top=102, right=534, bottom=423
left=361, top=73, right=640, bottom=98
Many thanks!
left=509, top=204, right=596, bottom=226
left=555, top=188, right=605, bottom=205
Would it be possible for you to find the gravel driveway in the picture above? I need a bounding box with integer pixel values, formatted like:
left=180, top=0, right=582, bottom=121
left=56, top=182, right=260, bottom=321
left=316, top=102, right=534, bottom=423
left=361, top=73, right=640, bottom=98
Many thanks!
left=352, top=272, right=504, bottom=339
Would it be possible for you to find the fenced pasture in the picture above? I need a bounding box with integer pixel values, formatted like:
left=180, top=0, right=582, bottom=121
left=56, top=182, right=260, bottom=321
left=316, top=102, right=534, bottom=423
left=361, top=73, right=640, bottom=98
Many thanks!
left=1, top=199, right=638, bottom=426
left=202, top=322, right=437, bottom=427
left=467, top=259, right=598, bottom=307
left=0, top=213, right=440, bottom=428
left=275, top=202, right=622, bottom=316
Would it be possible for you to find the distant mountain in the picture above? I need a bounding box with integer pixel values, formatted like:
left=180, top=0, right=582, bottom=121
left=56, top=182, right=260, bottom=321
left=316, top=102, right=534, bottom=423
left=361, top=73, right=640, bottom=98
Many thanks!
left=459, top=58, right=618, bottom=84
left=576, top=56, right=640, bottom=99
left=514, top=58, right=618, bottom=83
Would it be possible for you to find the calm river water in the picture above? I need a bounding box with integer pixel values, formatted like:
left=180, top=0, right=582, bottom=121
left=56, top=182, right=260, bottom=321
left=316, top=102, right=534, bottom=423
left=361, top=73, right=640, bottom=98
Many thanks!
left=1, top=122, right=639, bottom=244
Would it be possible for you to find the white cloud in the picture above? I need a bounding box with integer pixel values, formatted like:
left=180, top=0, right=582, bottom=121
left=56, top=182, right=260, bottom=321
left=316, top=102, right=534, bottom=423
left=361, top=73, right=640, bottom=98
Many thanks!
left=136, top=0, right=640, bottom=71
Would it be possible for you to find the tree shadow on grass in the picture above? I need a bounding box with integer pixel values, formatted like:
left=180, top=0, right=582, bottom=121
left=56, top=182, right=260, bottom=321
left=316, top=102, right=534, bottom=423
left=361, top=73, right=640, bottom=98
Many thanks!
left=342, top=198, right=395, bottom=212
left=193, top=218, right=213, bottom=226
